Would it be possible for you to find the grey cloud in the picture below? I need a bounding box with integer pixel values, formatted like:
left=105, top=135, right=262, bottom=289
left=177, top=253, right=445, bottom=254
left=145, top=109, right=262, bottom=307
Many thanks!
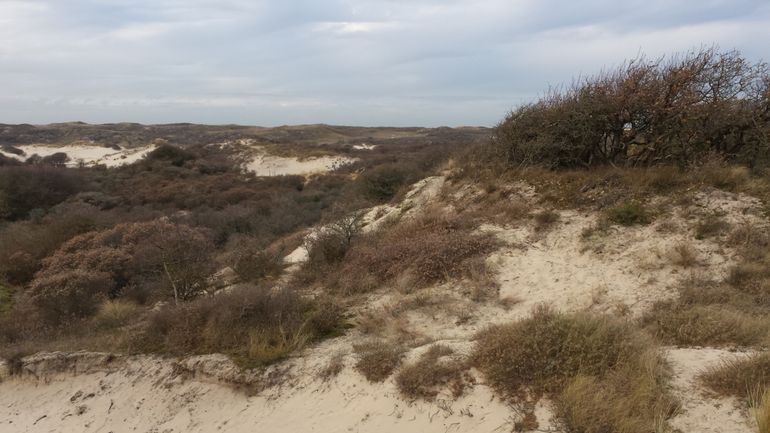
left=0, top=0, right=768, bottom=126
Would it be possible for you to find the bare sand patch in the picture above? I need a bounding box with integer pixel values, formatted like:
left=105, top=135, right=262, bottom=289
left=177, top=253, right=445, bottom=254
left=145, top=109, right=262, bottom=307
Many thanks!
left=0, top=143, right=156, bottom=167
left=666, top=347, right=755, bottom=433
left=0, top=345, right=513, bottom=433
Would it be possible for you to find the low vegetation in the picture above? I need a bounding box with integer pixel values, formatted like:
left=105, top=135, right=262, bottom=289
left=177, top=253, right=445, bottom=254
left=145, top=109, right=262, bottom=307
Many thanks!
left=700, top=353, right=770, bottom=398
left=473, top=306, right=677, bottom=432
left=298, top=208, right=498, bottom=295
left=395, top=344, right=470, bottom=400
left=131, top=286, right=343, bottom=367
left=353, top=339, right=405, bottom=382
left=0, top=124, right=481, bottom=364
left=644, top=221, right=770, bottom=347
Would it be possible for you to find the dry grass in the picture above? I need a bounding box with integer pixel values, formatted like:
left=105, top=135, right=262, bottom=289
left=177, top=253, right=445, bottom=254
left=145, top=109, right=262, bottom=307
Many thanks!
left=532, top=209, right=560, bottom=232
left=353, top=339, right=405, bottom=382
left=319, top=352, right=345, bottom=382
left=93, top=300, right=141, bottom=330
left=312, top=208, right=499, bottom=295
left=668, top=242, right=699, bottom=268
left=395, top=344, right=470, bottom=400
left=130, top=286, right=344, bottom=368
left=751, top=388, right=770, bottom=433
left=644, top=303, right=770, bottom=346
left=700, top=353, right=770, bottom=398
left=604, top=201, right=653, bottom=226
left=473, top=306, right=676, bottom=432
left=694, top=213, right=730, bottom=239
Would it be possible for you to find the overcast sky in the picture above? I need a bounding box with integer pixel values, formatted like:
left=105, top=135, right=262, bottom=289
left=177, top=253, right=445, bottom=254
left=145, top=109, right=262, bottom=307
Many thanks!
left=1, top=0, right=769, bottom=126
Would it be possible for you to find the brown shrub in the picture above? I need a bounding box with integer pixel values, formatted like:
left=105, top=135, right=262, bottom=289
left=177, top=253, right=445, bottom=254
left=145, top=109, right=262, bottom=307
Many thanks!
left=492, top=48, right=769, bottom=169
left=353, top=339, right=405, bottom=382
left=28, top=220, right=215, bottom=316
left=395, top=345, right=470, bottom=400
left=132, top=285, right=343, bottom=367
left=321, top=209, right=498, bottom=294
left=700, top=353, right=770, bottom=398
left=643, top=303, right=770, bottom=346
left=229, top=238, right=285, bottom=282
left=28, top=270, right=115, bottom=323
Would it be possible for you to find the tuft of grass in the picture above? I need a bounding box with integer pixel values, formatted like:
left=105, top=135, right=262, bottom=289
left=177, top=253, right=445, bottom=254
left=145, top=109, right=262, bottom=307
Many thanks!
left=93, top=300, right=141, bottom=330
left=644, top=303, right=770, bottom=347
left=319, top=352, right=345, bottom=381
left=700, top=353, right=770, bottom=398
left=395, top=344, right=470, bottom=400
left=473, top=306, right=676, bottom=432
left=474, top=306, right=652, bottom=393
left=0, top=283, right=14, bottom=315
left=131, top=285, right=344, bottom=368
left=751, top=388, right=770, bottom=433
left=532, top=209, right=560, bottom=232
left=604, top=201, right=652, bottom=226
left=694, top=213, right=730, bottom=239
left=668, top=242, right=699, bottom=268
left=353, top=339, right=405, bottom=382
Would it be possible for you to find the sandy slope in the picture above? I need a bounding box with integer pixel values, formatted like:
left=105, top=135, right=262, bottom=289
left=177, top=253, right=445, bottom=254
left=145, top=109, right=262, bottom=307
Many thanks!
left=0, top=348, right=513, bottom=433
left=1, top=179, right=765, bottom=433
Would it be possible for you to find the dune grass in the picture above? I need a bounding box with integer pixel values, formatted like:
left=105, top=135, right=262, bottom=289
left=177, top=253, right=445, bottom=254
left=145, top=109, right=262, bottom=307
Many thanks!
left=473, top=306, right=677, bottom=432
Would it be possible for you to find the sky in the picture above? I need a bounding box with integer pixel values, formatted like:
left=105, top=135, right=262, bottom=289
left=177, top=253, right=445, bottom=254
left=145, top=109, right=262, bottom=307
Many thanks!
left=0, top=0, right=769, bottom=127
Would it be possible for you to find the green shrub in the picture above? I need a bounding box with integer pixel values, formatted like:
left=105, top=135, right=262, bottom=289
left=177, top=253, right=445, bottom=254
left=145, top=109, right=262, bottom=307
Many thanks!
left=359, top=163, right=418, bottom=201
left=605, top=201, right=652, bottom=226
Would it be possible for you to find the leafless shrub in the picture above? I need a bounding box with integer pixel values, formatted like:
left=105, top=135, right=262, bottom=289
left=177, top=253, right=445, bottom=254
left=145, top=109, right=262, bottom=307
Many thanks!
left=492, top=47, right=770, bottom=169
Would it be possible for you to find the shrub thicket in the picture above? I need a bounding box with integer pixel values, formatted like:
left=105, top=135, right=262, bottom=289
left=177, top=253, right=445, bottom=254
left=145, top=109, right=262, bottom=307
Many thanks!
left=491, top=48, right=770, bottom=169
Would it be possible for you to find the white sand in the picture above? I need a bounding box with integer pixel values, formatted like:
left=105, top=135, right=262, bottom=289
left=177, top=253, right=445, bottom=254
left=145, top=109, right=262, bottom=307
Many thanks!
left=353, top=143, right=377, bottom=150
left=244, top=150, right=355, bottom=176
left=0, top=347, right=514, bottom=433
left=667, top=347, right=755, bottom=433
left=0, top=144, right=156, bottom=167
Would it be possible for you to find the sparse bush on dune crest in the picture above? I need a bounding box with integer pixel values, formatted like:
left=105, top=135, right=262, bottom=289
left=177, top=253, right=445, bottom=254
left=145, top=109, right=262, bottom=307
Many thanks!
left=473, top=306, right=677, bottom=433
